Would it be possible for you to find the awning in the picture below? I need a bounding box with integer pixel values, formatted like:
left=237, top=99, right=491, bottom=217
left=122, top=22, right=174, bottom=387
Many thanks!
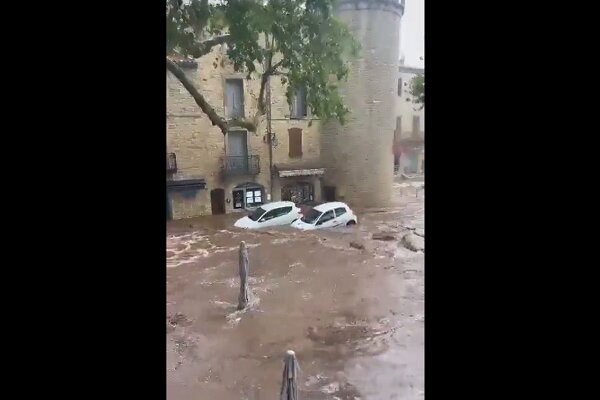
left=167, top=178, right=206, bottom=192
left=278, top=168, right=325, bottom=178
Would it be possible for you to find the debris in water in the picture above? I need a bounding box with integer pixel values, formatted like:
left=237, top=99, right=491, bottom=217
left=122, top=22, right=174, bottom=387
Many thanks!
left=401, top=233, right=425, bottom=252
left=320, top=382, right=340, bottom=394
left=372, top=233, right=397, bottom=241
left=350, top=241, right=365, bottom=250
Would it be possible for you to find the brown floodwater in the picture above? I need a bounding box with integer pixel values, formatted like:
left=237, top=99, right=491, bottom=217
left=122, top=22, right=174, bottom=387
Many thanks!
left=167, top=182, right=424, bottom=400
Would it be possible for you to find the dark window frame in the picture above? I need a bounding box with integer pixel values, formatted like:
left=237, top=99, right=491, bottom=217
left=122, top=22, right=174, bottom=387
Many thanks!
left=291, top=86, right=308, bottom=119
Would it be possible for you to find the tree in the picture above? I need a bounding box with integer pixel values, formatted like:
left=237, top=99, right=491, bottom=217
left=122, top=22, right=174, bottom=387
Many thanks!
left=408, top=74, right=424, bottom=110
left=166, top=0, right=359, bottom=135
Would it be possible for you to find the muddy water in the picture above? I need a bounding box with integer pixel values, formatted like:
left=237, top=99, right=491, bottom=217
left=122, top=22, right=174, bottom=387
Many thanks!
left=167, top=183, right=424, bottom=400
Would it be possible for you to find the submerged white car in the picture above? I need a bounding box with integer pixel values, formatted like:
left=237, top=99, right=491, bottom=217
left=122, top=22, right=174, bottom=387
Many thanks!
left=234, top=201, right=301, bottom=229
left=291, top=202, right=357, bottom=231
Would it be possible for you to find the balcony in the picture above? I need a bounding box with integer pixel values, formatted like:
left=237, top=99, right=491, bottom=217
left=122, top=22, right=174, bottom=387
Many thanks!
left=167, top=153, right=177, bottom=173
left=224, top=155, right=260, bottom=176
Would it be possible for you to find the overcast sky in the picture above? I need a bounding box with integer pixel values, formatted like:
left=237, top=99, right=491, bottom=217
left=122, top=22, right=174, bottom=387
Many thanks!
left=400, top=0, right=424, bottom=68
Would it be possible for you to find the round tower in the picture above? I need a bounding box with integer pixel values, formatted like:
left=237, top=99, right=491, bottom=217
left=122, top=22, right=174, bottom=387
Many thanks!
left=321, top=0, right=404, bottom=208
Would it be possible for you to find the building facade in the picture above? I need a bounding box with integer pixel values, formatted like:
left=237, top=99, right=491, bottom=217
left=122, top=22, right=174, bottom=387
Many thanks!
left=394, top=64, right=425, bottom=176
left=320, top=0, right=404, bottom=208
left=167, top=48, right=324, bottom=220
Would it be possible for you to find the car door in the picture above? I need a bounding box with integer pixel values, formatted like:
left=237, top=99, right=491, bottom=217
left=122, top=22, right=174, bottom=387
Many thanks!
left=333, top=207, right=349, bottom=226
left=315, top=209, right=336, bottom=229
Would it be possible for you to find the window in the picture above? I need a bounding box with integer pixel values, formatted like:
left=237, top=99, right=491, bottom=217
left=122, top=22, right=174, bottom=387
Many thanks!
left=226, top=79, right=245, bottom=119
left=291, top=86, right=308, bottom=119
left=288, top=128, right=303, bottom=158
left=398, top=78, right=403, bottom=96
left=412, top=115, right=420, bottom=136
left=394, top=117, right=402, bottom=141
left=334, top=207, right=347, bottom=217
left=245, top=188, right=263, bottom=206
left=317, top=210, right=335, bottom=225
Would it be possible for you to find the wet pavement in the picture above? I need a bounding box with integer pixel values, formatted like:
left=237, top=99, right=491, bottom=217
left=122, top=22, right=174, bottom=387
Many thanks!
left=167, top=182, right=424, bottom=400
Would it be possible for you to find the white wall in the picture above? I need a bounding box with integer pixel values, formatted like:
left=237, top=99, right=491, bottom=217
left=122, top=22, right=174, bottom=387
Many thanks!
left=396, top=67, right=425, bottom=139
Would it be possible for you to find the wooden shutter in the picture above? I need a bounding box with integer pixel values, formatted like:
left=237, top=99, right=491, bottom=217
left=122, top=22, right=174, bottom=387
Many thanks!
left=288, top=128, right=303, bottom=158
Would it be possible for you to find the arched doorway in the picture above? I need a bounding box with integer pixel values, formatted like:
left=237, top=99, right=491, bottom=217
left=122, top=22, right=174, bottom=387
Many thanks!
left=210, top=188, right=226, bottom=215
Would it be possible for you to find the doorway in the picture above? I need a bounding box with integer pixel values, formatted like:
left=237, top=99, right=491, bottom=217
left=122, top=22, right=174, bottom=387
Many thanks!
left=324, top=186, right=336, bottom=202
left=282, top=182, right=314, bottom=204
left=210, top=188, right=226, bottom=215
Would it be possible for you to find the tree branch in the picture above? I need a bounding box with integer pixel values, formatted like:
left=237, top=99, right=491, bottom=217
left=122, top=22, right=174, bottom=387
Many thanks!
left=189, top=34, right=231, bottom=58
left=166, top=57, right=228, bottom=135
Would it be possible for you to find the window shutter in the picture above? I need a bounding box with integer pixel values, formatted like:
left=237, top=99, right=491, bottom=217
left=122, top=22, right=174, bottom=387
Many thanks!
left=288, top=128, right=303, bottom=158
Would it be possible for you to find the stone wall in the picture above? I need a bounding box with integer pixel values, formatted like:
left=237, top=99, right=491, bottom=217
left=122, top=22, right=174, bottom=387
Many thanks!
left=167, top=46, right=322, bottom=219
left=321, top=0, right=403, bottom=208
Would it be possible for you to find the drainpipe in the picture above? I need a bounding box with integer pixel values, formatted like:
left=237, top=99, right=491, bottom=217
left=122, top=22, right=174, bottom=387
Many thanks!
left=265, top=36, right=274, bottom=200
left=267, top=76, right=274, bottom=199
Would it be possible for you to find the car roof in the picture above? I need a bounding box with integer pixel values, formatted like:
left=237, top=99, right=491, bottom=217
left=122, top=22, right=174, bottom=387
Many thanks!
left=313, top=202, right=349, bottom=212
left=259, top=201, right=296, bottom=211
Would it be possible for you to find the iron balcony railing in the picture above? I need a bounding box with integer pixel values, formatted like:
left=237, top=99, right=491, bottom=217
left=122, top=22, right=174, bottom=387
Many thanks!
left=167, top=153, right=177, bottom=173
left=224, top=155, right=260, bottom=176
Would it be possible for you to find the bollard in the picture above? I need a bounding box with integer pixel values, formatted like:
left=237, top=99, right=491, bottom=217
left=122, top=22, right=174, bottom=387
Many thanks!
left=237, top=241, right=250, bottom=310
left=280, top=350, right=299, bottom=400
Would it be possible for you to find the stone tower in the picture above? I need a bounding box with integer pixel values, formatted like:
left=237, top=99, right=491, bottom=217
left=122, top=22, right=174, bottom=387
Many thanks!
left=321, top=0, right=404, bottom=208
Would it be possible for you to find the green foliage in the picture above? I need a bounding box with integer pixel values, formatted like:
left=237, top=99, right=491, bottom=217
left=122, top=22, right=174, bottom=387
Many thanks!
left=408, top=74, right=424, bottom=109
left=166, top=0, right=359, bottom=125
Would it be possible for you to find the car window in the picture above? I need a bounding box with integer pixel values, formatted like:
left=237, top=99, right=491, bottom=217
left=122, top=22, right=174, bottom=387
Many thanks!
left=277, top=206, right=292, bottom=217
left=301, top=208, right=322, bottom=223
left=317, top=210, right=335, bottom=225
left=334, top=207, right=347, bottom=217
left=248, top=207, right=266, bottom=221
left=259, top=206, right=292, bottom=222
left=259, top=208, right=278, bottom=222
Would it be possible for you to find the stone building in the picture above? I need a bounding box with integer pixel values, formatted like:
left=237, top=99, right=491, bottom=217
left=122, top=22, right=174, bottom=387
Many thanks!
left=320, top=0, right=404, bottom=208
left=394, top=63, right=425, bottom=176
left=167, top=50, right=324, bottom=220
left=167, top=0, right=406, bottom=219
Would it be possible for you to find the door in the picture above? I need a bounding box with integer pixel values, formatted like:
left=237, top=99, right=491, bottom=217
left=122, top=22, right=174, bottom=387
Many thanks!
left=232, top=189, right=245, bottom=209
left=282, top=182, right=313, bottom=204
left=334, top=207, right=349, bottom=226
left=324, top=186, right=336, bottom=202
left=228, top=130, right=248, bottom=172
left=210, top=188, right=226, bottom=215
left=408, top=152, right=419, bottom=173
left=315, top=209, right=336, bottom=229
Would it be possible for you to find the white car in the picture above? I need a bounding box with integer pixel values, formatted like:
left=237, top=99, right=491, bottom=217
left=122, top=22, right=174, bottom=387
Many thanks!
left=291, top=202, right=357, bottom=231
left=234, top=201, right=301, bottom=229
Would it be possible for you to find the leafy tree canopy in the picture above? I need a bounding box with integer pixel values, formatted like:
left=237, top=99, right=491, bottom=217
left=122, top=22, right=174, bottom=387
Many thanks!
left=166, top=0, right=359, bottom=134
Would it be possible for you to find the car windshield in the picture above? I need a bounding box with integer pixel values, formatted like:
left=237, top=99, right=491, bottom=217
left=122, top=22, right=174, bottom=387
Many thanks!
left=248, top=207, right=266, bottom=221
left=301, top=208, right=322, bottom=224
